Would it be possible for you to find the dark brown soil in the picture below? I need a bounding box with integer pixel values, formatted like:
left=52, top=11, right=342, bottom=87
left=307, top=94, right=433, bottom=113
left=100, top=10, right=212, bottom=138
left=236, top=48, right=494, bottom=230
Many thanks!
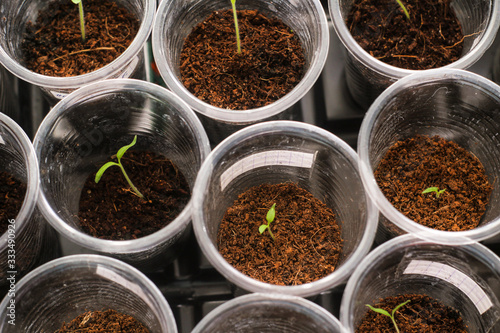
left=180, top=9, right=305, bottom=110
left=375, top=135, right=492, bottom=231
left=0, top=172, right=26, bottom=234
left=21, top=0, right=139, bottom=77
left=217, top=183, right=343, bottom=285
left=357, top=294, right=468, bottom=332
left=56, top=309, right=150, bottom=333
left=346, top=0, right=464, bottom=70
left=78, top=150, right=190, bottom=240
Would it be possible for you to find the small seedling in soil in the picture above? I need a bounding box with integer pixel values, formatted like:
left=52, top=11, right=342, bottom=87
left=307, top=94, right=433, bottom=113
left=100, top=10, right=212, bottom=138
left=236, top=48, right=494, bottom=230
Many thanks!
left=95, top=135, right=144, bottom=199
left=71, top=0, right=86, bottom=42
left=422, top=186, right=446, bottom=198
left=366, top=300, right=410, bottom=333
left=259, top=203, right=276, bottom=240
left=230, top=0, right=242, bottom=54
left=395, top=0, right=410, bottom=20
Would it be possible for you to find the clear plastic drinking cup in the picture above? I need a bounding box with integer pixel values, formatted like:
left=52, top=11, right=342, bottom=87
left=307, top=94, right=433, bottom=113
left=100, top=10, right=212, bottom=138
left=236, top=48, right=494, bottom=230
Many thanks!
left=192, top=293, right=346, bottom=333
left=0, top=254, right=178, bottom=332
left=152, top=0, right=329, bottom=145
left=0, top=0, right=155, bottom=105
left=341, top=235, right=500, bottom=332
left=358, top=68, right=500, bottom=245
left=329, top=0, right=500, bottom=110
left=192, top=121, right=378, bottom=297
left=33, top=79, right=211, bottom=272
left=0, top=112, right=58, bottom=295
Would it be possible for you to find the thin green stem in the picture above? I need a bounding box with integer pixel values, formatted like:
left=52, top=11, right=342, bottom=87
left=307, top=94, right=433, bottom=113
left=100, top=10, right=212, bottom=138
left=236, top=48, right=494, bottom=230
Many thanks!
left=267, top=227, right=275, bottom=241
left=395, top=0, right=410, bottom=20
left=78, top=1, right=86, bottom=42
left=119, top=164, right=144, bottom=198
left=230, top=0, right=241, bottom=54
left=391, top=316, right=400, bottom=333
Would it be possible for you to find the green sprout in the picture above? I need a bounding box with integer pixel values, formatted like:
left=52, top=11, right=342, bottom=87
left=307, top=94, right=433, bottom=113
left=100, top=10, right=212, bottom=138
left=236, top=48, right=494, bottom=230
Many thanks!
left=230, top=0, right=242, bottom=54
left=259, top=203, right=276, bottom=240
left=366, top=300, right=410, bottom=333
left=422, top=186, right=446, bottom=198
left=71, top=0, right=86, bottom=42
left=396, top=0, right=410, bottom=20
left=95, top=135, right=144, bottom=199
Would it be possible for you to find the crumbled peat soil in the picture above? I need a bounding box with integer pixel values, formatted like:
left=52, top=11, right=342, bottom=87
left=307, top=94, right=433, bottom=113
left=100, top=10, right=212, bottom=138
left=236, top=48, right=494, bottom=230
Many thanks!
left=375, top=135, right=492, bottom=231
left=357, top=294, right=468, bottom=332
left=346, top=0, right=464, bottom=70
left=21, top=0, right=139, bottom=77
left=180, top=9, right=305, bottom=110
left=78, top=151, right=190, bottom=240
left=56, top=309, right=150, bottom=333
left=0, top=171, right=26, bottom=234
left=217, top=183, right=343, bottom=285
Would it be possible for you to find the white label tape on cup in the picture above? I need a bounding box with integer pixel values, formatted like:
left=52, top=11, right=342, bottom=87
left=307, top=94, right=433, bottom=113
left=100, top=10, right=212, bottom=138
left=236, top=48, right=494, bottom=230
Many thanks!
left=95, top=265, right=153, bottom=309
left=0, top=135, right=4, bottom=145
left=404, top=260, right=493, bottom=314
left=220, top=150, right=315, bottom=190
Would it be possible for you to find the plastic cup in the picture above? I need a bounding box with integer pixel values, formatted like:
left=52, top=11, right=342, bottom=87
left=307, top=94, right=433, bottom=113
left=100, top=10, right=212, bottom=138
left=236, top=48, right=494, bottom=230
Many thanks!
left=329, top=0, right=500, bottom=110
left=152, top=0, right=329, bottom=145
left=358, top=68, right=500, bottom=245
left=341, top=235, right=500, bottom=332
left=192, top=120, right=378, bottom=297
left=33, top=79, right=211, bottom=272
left=0, top=112, right=58, bottom=294
left=192, top=293, right=346, bottom=333
left=0, top=254, right=178, bottom=332
left=0, top=0, right=155, bottom=105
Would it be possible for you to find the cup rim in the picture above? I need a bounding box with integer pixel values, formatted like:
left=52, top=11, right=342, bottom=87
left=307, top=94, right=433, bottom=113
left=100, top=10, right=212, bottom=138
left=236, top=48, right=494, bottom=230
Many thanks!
left=357, top=68, right=500, bottom=245
left=33, top=79, right=211, bottom=254
left=0, top=113, right=39, bottom=248
left=0, top=0, right=156, bottom=90
left=0, top=254, right=178, bottom=332
left=151, top=0, right=330, bottom=122
left=192, top=120, right=378, bottom=297
left=339, top=234, right=500, bottom=330
left=192, top=292, right=346, bottom=333
left=329, top=0, right=500, bottom=78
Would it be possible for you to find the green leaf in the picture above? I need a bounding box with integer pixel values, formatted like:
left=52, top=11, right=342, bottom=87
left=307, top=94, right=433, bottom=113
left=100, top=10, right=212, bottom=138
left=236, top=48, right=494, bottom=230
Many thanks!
left=95, top=161, right=119, bottom=183
left=259, top=224, right=268, bottom=234
left=266, top=203, right=276, bottom=224
left=392, top=300, right=410, bottom=316
left=422, top=186, right=439, bottom=195
left=366, top=304, right=391, bottom=318
left=71, top=0, right=81, bottom=3
left=117, top=135, right=137, bottom=161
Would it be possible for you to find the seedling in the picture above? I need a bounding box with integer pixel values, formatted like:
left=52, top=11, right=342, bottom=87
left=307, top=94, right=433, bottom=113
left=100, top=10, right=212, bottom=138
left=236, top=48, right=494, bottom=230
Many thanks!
left=95, top=135, right=144, bottom=199
left=422, top=186, right=446, bottom=198
left=395, top=0, right=410, bottom=20
left=366, top=300, right=410, bottom=333
left=259, top=203, right=276, bottom=240
left=71, top=0, right=86, bottom=42
left=230, top=0, right=242, bottom=54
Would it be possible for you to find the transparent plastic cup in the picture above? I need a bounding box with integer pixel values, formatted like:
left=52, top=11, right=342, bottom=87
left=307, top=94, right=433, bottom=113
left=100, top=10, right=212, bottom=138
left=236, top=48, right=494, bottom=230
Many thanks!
left=192, top=293, right=346, bottom=333
left=358, top=68, right=500, bottom=245
left=0, top=112, right=58, bottom=294
left=341, top=235, right=500, bottom=332
left=152, top=0, right=329, bottom=145
left=0, top=0, right=155, bottom=105
left=329, top=0, right=500, bottom=110
left=0, top=255, right=178, bottom=332
left=192, top=121, right=378, bottom=297
left=33, top=79, right=211, bottom=272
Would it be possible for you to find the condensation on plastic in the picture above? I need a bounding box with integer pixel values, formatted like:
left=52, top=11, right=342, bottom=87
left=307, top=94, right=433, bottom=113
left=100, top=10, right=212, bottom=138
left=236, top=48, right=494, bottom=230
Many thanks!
left=33, top=79, right=211, bottom=272
left=192, top=120, right=378, bottom=297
